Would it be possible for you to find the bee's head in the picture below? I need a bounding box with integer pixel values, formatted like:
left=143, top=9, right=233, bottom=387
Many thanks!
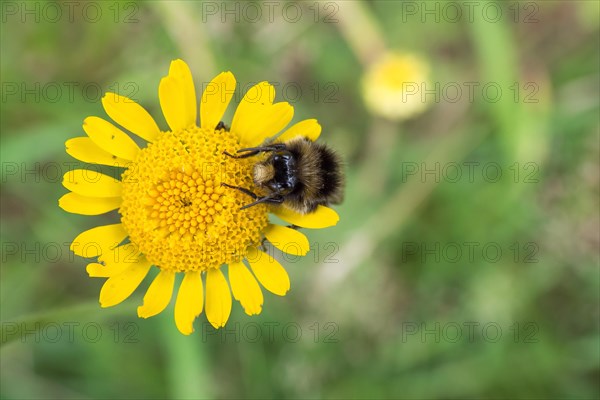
left=253, top=151, right=297, bottom=195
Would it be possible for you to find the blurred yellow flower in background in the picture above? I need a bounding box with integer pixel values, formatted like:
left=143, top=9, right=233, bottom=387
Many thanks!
left=362, top=52, right=431, bottom=120
left=59, top=59, right=339, bottom=335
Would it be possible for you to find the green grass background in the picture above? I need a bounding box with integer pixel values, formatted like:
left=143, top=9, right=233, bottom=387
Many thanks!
left=1, top=1, right=598, bottom=399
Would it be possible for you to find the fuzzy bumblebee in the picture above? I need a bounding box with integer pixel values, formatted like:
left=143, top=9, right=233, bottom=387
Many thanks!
left=223, top=136, right=344, bottom=214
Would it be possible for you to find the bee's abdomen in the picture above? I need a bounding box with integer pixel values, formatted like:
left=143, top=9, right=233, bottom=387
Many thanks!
left=317, top=146, right=343, bottom=200
left=284, top=137, right=344, bottom=213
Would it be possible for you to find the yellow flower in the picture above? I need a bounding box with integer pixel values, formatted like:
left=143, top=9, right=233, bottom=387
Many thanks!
left=60, top=59, right=339, bottom=335
left=362, top=51, right=431, bottom=120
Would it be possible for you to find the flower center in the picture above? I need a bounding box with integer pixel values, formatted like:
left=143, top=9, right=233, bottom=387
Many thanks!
left=148, top=170, right=224, bottom=238
left=119, top=125, right=268, bottom=272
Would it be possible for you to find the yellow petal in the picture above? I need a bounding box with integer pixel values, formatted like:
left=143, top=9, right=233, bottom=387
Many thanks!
left=174, top=271, right=203, bottom=335
left=264, top=224, right=310, bottom=256
left=233, top=82, right=274, bottom=118
left=85, top=263, right=116, bottom=278
left=62, top=169, right=121, bottom=198
left=82, top=116, right=140, bottom=160
left=71, top=223, right=127, bottom=258
left=159, top=59, right=197, bottom=131
left=276, top=119, right=321, bottom=143
left=229, top=261, right=263, bottom=315
left=205, top=269, right=232, bottom=328
left=99, top=258, right=152, bottom=307
left=240, top=102, right=294, bottom=147
left=200, top=71, right=236, bottom=130
left=137, top=270, right=176, bottom=318
left=101, top=92, right=161, bottom=142
left=58, top=192, right=120, bottom=215
left=273, top=205, right=339, bottom=229
left=231, top=81, right=274, bottom=142
left=86, top=261, right=131, bottom=278
left=65, top=137, right=131, bottom=167
left=246, top=247, right=290, bottom=296
left=86, top=263, right=112, bottom=278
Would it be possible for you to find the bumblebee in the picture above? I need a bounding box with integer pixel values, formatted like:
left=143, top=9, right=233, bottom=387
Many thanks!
left=223, top=135, right=344, bottom=214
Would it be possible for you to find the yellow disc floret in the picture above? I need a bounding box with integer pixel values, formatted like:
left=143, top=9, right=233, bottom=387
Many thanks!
left=119, top=125, right=268, bottom=272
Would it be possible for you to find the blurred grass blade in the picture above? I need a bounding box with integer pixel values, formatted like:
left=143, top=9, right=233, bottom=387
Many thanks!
left=469, top=1, right=519, bottom=158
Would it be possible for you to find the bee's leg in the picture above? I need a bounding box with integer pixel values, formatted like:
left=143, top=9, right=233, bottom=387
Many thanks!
left=220, top=183, right=258, bottom=199
left=239, top=194, right=284, bottom=210
left=259, top=237, right=269, bottom=252
left=223, top=149, right=259, bottom=159
left=286, top=224, right=300, bottom=230
left=215, top=121, right=229, bottom=131
left=237, top=143, right=286, bottom=154
left=223, top=143, right=286, bottom=159
left=221, top=183, right=284, bottom=210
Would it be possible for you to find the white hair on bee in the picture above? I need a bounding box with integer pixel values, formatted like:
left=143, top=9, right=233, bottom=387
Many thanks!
left=253, top=163, right=275, bottom=184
